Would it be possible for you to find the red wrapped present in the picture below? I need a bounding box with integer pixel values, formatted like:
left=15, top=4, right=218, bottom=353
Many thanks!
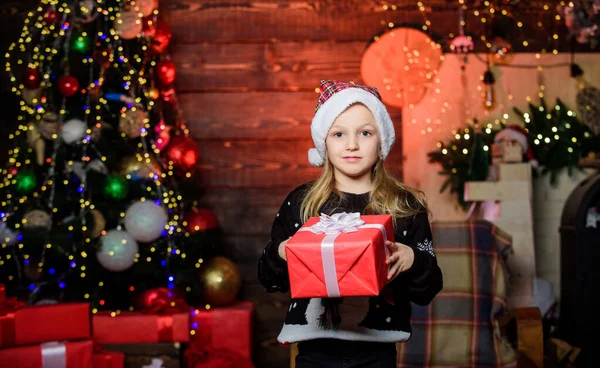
left=93, top=346, right=124, bottom=368
left=0, top=339, right=93, bottom=368
left=190, top=301, right=253, bottom=360
left=185, top=345, right=254, bottom=368
left=286, top=212, right=393, bottom=298
left=0, top=301, right=91, bottom=347
left=92, top=311, right=190, bottom=344
left=100, top=343, right=181, bottom=368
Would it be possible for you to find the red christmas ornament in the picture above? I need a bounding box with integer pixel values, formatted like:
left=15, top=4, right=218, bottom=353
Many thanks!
left=163, top=134, right=198, bottom=174
left=184, top=208, right=219, bottom=233
left=156, top=60, right=176, bottom=87
left=142, top=16, right=157, bottom=37
left=43, top=8, right=57, bottom=25
left=93, top=47, right=112, bottom=69
left=154, top=121, right=171, bottom=151
left=23, top=68, right=42, bottom=89
left=135, top=287, right=186, bottom=312
left=161, top=87, right=176, bottom=102
left=57, top=75, right=79, bottom=97
left=148, top=18, right=172, bottom=55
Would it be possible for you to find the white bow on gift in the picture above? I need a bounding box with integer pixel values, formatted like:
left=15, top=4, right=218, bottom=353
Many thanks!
left=298, top=212, right=388, bottom=298
left=307, top=212, right=365, bottom=234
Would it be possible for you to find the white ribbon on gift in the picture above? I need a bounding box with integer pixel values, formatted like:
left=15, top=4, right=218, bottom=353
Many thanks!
left=298, top=212, right=388, bottom=298
left=40, top=341, right=66, bottom=368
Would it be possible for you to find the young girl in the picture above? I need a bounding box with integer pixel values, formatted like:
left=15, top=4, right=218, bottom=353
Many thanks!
left=258, top=80, right=443, bottom=367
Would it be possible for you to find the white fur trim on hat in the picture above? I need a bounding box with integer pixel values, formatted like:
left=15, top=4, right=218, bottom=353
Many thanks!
left=308, top=147, right=324, bottom=166
left=308, top=88, right=395, bottom=167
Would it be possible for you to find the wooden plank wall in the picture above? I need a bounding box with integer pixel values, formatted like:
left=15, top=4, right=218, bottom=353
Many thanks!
left=162, top=1, right=571, bottom=367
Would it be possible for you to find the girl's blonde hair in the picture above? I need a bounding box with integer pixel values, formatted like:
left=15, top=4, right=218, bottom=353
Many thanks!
left=300, top=152, right=428, bottom=224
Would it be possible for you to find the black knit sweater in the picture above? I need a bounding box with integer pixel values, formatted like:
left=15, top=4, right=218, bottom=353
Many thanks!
left=257, top=183, right=443, bottom=345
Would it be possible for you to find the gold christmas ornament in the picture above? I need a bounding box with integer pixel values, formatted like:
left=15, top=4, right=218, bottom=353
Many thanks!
left=39, top=112, right=58, bottom=140
left=23, top=210, right=52, bottom=230
left=87, top=209, right=106, bottom=238
left=119, top=108, right=148, bottom=138
left=198, top=256, right=242, bottom=306
left=21, top=87, right=42, bottom=106
left=115, top=10, right=142, bottom=40
left=119, top=154, right=162, bottom=180
left=147, top=87, right=160, bottom=100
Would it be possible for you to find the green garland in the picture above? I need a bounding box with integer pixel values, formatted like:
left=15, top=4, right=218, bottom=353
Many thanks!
left=513, top=98, right=600, bottom=184
left=427, top=120, right=501, bottom=209
left=428, top=98, right=600, bottom=209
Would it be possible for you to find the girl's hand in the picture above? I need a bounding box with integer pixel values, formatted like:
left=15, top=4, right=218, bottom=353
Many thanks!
left=385, top=241, right=414, bottom=282
left=278, top=239, right=290, bottom=261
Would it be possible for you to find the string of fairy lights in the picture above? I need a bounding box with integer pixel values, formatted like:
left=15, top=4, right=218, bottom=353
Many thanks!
left=370, top=1, right=584, bottom=138
left=2, top=0, right=206, bottom=326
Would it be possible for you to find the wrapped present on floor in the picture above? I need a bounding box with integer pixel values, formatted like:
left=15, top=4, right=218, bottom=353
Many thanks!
left=285, top=212, right=393, bottom=298
left=189, top=301, right=254, bottom=361
left=0, top=299, right=91, bottom=348
left=100, top=343, right=182, bottom=368
left=92, top=310, right=190, bottom=344
left=0, top=339, right=93, bottom=368
left=184, top=345, right=254, bottom=368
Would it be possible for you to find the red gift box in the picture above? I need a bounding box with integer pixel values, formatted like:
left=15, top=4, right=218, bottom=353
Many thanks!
left=286, top=213, right=393, bottom=298
left=92, top=347, right=124, bottom=368
left=0, top=339, right=93, bottom=368
left=185, top=346, right=255, bottom=368
left=92, top=312, right=190, bottom=344
left=0, top=302, right=91, bottom=348
left=190, top=301, right=253, bottom=360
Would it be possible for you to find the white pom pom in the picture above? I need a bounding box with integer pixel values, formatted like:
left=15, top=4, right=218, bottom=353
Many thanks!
left=61, top=119, right=87, bottom=144
left=308, top=147, right=324, bottom=167
left=124, top=200, right=168, bottom=242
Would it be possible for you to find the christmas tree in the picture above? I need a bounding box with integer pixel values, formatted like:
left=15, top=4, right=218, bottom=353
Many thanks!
left=0, top=0, right=239, bottom=311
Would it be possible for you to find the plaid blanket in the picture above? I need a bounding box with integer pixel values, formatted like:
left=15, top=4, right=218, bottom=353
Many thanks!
left=397, top=220, right=517, bottom=368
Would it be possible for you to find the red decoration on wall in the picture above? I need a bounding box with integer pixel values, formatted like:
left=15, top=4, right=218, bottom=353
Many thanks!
left=360, top=28, right=443, bottom=109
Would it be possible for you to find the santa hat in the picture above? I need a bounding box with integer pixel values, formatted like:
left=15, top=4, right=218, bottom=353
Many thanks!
left=494, top=124, right=538, bottom=166
left=307, top=80, right=396, bottom=167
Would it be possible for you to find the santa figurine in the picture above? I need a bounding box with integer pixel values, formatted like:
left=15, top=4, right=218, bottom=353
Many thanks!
left=492, top=124, right=537, bottom=166
left=470, top=124, right=537, bottom=222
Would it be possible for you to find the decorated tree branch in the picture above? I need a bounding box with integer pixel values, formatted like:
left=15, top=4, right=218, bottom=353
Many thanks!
left=428, top=120, right=500, bottom=209
left=513, top=98, right=600, bottom=184
left=0, top=0, right=241, bottom=311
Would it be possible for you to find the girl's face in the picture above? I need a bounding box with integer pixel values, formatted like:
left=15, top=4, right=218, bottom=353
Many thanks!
left=325, top=104, right=380, bottom=183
